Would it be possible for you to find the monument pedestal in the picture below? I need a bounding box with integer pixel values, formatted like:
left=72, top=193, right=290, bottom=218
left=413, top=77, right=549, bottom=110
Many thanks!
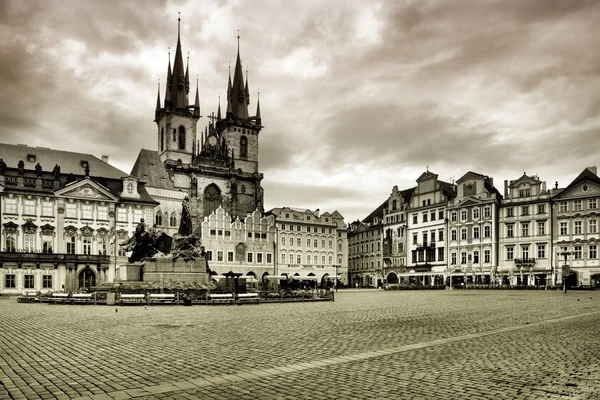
left=143, top=257, right=207, bottom=284
left=118, top=264, right=143, bottom=282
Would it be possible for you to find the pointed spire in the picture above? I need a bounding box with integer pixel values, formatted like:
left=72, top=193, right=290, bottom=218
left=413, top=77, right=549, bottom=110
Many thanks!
left=245, top=68, right=250, bottom=105
left=230, top=30, right=249, bottom=119
left=156, top=80, right=161, bottom=111
left=169, top=13, right=187, bottom=108
left=165, top=48, right=171, bottom=107
left=217, top=95, right=222, bottom=120
left=255, top=91, right=261, bottom=120
left=185, top=52, right=190, bottom=90
left=194, top=76, right=200, bottom=116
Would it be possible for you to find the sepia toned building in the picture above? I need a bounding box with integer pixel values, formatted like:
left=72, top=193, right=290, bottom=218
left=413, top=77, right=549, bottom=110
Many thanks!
left=0, top=144, right=157, bottom=295
left=382, top=186, right=414, bottom=284
left=348, top=201, right=385, bottom=288
left=447, top=172, right=501, bottom=285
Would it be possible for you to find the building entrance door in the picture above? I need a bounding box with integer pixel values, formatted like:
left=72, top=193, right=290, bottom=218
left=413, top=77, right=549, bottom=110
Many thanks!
left=79, top=269, right=96, bottom=290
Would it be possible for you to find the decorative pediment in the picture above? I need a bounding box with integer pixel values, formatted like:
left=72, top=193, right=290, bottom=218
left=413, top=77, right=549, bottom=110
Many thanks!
left=97, top=228, right=109, bottom=237
left=3, top=221, right=18, bottom=233
left=509, top=174, right=539, bottom=188
left=116, top=229, right=129, bottom=239
left=64, top=225, right=78, bottom=237
left=55, top=179, right=117, bottom=202
left=560, top=182, right=600, bottom=199
left=457, top=198, right=482, bottom=208
left=22, top=220, right=38, bottom=234
left=456, top=171, right=485, bottom=184
left=80, top=226, right=95, bottom=237
left=40, top=224, right=55, bottom=235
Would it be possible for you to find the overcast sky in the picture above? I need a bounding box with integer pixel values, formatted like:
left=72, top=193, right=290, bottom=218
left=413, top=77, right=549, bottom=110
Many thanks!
left=1, top=0, right=599, bottom=223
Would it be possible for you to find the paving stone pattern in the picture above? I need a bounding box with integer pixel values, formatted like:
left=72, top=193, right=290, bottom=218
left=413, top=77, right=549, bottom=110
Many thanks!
left=1, top=290, right=599, bottom=399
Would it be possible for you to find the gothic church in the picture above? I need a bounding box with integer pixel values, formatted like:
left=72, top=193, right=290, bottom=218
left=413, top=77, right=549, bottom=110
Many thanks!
left=131, top=19, right=264, bottom=233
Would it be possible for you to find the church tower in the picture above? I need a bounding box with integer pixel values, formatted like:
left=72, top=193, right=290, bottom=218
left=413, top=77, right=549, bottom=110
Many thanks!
left=155, top=16, right=200, bottom=165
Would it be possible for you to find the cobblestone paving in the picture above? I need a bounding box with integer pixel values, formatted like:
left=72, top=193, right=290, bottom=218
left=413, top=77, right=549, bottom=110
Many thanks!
left=1, top=290, right=599, bottom=399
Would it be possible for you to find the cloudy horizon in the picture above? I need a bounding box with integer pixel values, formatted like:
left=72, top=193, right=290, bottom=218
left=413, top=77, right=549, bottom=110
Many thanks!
left=1, top=0, right=599, bottom=223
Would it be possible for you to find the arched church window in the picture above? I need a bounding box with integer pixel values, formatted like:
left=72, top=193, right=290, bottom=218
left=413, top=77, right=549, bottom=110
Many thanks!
left=170, top=212, right=177, bottom=227
left=204, top=184, right=222, bottom=217
left=240, top=136, right=248, bottom=157
left=155, top=212, right=163, bottom=226
left=178, top=126, right=186, bottom=150
left=160, top=128, right=164, bottom=152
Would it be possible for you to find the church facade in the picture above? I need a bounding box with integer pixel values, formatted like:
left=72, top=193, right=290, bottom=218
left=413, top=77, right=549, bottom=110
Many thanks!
left=132, top=21, right=264, bottom=236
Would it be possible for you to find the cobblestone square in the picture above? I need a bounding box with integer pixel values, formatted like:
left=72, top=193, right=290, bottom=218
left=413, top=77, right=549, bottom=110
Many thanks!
left=1, top=290, right=600, bottom=399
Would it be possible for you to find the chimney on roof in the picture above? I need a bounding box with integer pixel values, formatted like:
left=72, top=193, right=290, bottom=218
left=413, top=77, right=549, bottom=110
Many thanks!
left=101, top=155, right=109, bottom=163
left=555, top=181, right=558, bottom=189
left=541, top=181, right=546, bottom=193
left=587, top=165, right=597, bottom=176
left=504, top=180, right=508, bottom=198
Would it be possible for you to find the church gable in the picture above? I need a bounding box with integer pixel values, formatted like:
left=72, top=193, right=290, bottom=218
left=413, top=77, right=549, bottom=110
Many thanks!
left=557, top=181, right=600, bottom=199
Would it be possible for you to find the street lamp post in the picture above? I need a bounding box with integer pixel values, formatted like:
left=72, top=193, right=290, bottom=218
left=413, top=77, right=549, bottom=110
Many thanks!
left=559, top=251, right=572, bottom=294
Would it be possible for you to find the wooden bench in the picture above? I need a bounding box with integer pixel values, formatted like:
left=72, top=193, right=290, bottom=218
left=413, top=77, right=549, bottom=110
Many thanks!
left=119, top=293, right=146, bottom=306
left=51, top=293, right=71, bottom=304
left=236, top=292, right=259, bottom=304
left=71, top=293, right=93, bottom=304
left=17, top=291, right=40, bottom=303
left=148, top=293, right=176, bottom=305
left=209, top=293, right=234, bottom=305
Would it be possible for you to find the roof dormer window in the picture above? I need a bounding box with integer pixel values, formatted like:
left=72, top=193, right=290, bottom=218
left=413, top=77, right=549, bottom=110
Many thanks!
left=27, top=154, right=36, bottom=162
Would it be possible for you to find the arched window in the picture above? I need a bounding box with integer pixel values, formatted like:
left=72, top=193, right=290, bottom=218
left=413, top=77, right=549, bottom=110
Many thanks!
left=155, top=212, right=163, bottom=226
left=178, top=126, right=186, bottom=150
left=240, top=136, right=248, bottom=157
left=204, top=184, right=222, bottom=217
left=160, top=128, right=164, bottom=152
left=170, top=212, right=177, bottom=227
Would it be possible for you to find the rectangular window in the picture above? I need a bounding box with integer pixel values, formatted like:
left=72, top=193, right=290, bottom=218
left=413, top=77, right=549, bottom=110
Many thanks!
left=521, top=245, right=529, bottom=259
left=461, top=210, right=467, bottom=221
left=328, top=255, right=333, bottom=265
left=5, top=274, right=16, bottom=288
left=484, top=250, right=490, bottom=263
left=83, top=237, right=91, bottom=255
left=307, top=254, right=312, bottom=264
left=430, top=230, right=436, bottom=243
left=430, top=211, right=436, bottom=221
left=266, top=253, right=272, bottom=264
left=4, top=198, right=17, bottom=214
left=507, top=224, right=513, bottom=238
left=24, top=275, right=34, bottom=289
left=538, top=221, right=546, bottom=236
left=590, top=219, right=597, bottom=234
left=217, top=251, right=223, bottom=262
left=451, top=230, right=457, bottom=241
left=306, top=239, right=310, bottom=247
left=329, top=240, right=333, bottom=249
left=574, top=221, right=582, bottom=235
left=451, top=212, right=457, bottom=222
left=247, top=252, right=253, bottom=263
left=484, top=226, right=491, bottom=238
left=461, top=229, right=467, bottom=240
left=117, top=208, right=127, bottom=222
left=473, top=208, right=480, bottom=219
left=257, top=253, right=263, bottom=264
left=97, top=206, right=108, bottom=221
left=574, top=245, right=582, bottom=260
left=519, top=189, right=531, bottom=197
left=560, top=222, right=568, bottom=235
left=297, top=225, right=301, bottom=231
left=299, top=255, right=303, bottom=264
left=321, top=240, right=325, bottom=248
left=82, top=204, right=93, bottom=220
left=118, top=240, right=127, bottom=256
left=589, top=245, right=597, bottom=259
left=438, top=229, right=444, bottom=242
left=473, top=227, right=480, bottom=239
left=537, top=205, right=545, bottom=214
left=418, top=250, right=424, bottom=262
left=412, top=214, right=418, bottom=224
left=133, top=209, right=144, bottom=223
left=98, top=238, right=107, bottom=255
left=507, top=247, right=514, bottom=260
left=590, top=199, right=598, bottom=209
left=473, top=251, right=479, bottom=264
left=521, top=222, right=529, bottom=237
left=313, top=239, right=318, bottom=247
left=42, top=201, right=53, bottom=217
left=227, top=251, right=234, bottom=262
left=461, top=252, right=467, bottom=265
left=5, top=234, right=16, bottom=252
left=67, top=236, right=76, bottom=254
left=437, top=247, right=444, bottom=262
left=537, top=244, right=546, bottom=259
left=422, top=212, right=428, bottom=223
left=438, top=210, right=444, bottom=220
left=206, top=251, right=212, bottom=261
left=559, top=202, right=568, bottom=212
left=281, top=253, right=286, bottom=263
left=506, top=208, right=514, bottom=217
left=66, top=203, right=77, bottom=218
left=521, top=206, right=529, bottom=216
left=42, top=235, right=53, bottom=253
left=573, top=200, right=582, bottom=211
left=451, top=252, right=456, bottom=265
left=247, top=232, right=252, bottom=238
left=43, top=275, right=52, bottom=289
left=484, top=207, right=491, bottom=218
left=23, top=199, right=36, bottom=215
left=412, top=234, right=417, bottom=245
left=24, top=233, right=35, bottom=252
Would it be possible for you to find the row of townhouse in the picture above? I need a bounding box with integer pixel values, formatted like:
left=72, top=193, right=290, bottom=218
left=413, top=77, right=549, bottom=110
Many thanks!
left=349, top=166, right=600, bottom=289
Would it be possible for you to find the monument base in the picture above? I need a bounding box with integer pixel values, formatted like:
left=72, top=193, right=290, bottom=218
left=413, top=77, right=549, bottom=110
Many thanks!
left=142, top=257, right=207, bottom=284
left=118, top=264, right=143, bottom=282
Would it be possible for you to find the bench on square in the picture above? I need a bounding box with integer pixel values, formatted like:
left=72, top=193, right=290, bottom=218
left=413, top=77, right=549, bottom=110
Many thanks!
left=71, top=293, right=93, bottom=304
left=236, top=292, right=259, bottom=304
left=17, top=291, right=40, bottom=303
left=51, top=293, right=71, bottom=304
left=148, top=293, right=176, bottom=305
left=209, top=293, right=234, bottom=305
left=119, top=293, right=146, bottom=306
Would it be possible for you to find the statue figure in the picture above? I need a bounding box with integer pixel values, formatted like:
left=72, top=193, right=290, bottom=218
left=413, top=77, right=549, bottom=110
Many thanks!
left=0, top=158, right=6, bottom=174
left=35, top=163, right=42, bottom=177
left=178, top=196, right=193, bottom=236
left=84, top=164, right=90, bottom=177
left=66, top=173, right=76, bottom=184
left=17, top=160, right=24, bottom=175
left=119, top=218, right=173, bottom=263
left=52, top=164, right=61, bottom=180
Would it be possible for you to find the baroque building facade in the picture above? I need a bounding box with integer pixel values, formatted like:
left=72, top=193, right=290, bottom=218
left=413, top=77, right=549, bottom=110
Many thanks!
left=348, top=202, right=385, bottom=288
left=0, top=144, right=157, bottom=295
left=382, top=186, right=414, bottom=284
